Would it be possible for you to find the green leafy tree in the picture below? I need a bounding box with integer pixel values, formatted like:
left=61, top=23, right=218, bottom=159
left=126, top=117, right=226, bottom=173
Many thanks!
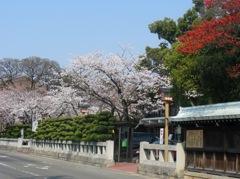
left=139, top=43, right=170, bottom=74
left=193, top=0, right=226, bottom=20
left=144, top=7, right=199, bottom=70
left=195, top=49, right=240, bottom=103
left=164, top=42, right=202, bottom=106
left=141, top=4, right=199, bottom=106
left=149, top=17, right=179, bottom=45
left=177, top=9, right=200, bottom=36
left=145, top=0, right=240, bottom=106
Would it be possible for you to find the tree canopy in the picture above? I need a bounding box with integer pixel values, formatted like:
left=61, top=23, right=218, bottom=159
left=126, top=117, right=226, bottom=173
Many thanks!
left=0, top=50, right=169, bottom=127
left=63, top=50, right=170, bottom=122
left=144, top=0, right=240, bottom=106
left=0, top=57, right=61, bottom=90
left=177, top=0, right=240, bottom=103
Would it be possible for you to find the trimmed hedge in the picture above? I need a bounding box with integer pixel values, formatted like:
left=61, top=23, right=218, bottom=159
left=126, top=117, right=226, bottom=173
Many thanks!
left=33, top=111, right=116, bottom=142
left=1, top=124, right=33, bottom=138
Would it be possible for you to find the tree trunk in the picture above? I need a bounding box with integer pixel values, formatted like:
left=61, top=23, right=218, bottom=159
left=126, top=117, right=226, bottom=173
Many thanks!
left=111, top=105, right=116, bottom=117
left=122, top=99, right=129, bottom=121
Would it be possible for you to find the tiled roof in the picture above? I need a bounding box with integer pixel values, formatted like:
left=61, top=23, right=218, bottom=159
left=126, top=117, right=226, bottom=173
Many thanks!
left=169, top=101, right=240, bottom=122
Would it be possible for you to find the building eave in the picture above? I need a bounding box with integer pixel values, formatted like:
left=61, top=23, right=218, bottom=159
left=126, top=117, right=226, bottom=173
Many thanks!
left=169, top=101, right=240, bottom=123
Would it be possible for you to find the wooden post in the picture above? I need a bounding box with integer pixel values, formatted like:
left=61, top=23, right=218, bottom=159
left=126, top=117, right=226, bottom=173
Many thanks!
left=203, top=151, right=206, bottom=170
left=118, top=127, right=121, bottom=162
left=236, top=154, right=239, bottom=174
left=224, top=152, right=227, bottom=172
left=213, top=152, right=216, bottom=171
left=164, top=101, right=169, bottom=162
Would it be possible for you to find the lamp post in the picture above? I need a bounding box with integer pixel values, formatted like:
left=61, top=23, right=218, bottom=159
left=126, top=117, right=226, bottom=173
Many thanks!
left=158, top=88, right=172, bottom=162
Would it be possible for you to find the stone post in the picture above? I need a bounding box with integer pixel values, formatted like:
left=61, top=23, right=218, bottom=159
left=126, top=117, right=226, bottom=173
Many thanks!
left=106, top=140, right=114, bottom=160
left=176, top=142, right=185, bottom=177
left=139, top=141, right=149, bottom=163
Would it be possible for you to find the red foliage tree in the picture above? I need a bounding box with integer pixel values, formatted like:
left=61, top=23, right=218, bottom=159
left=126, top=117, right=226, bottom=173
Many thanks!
left=204, top=0, right=223, bottom=8
left=178, top=0, right=240, bottom=54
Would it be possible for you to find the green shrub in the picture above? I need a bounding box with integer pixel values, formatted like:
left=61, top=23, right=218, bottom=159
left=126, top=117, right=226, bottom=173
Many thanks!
left=32, top=111, right=116, bottom=142
left=1, top=124, right=33, bottom=138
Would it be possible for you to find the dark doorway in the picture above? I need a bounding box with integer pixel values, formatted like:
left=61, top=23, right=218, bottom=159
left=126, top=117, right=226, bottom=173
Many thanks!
left=114, top=122, right=134, bottom=163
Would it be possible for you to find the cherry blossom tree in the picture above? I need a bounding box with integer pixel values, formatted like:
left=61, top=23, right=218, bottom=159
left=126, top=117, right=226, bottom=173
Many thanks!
left=41, top=85, right=91, bottom=118
left=0, top=85, right=93, bottom=128
left=0, top=89, right=44, bottom=125
left=63, top=50, right=170, bottom=121
left=0, top=50, right=170, bottom=125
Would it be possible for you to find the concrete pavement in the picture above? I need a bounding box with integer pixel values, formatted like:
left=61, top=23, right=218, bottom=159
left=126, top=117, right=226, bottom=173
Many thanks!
left=0, top=150, right=149, bottom=179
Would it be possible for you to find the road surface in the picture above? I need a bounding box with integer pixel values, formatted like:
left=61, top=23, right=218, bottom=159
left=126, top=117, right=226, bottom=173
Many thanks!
left=0, top=150, right=151, bottom=179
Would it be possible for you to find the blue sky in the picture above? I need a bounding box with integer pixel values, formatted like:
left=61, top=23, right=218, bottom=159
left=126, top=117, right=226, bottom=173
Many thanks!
left=0, top=1, right=194, bottom=67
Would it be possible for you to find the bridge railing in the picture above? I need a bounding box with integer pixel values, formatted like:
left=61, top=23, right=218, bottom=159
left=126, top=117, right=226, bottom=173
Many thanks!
left=0, top=138, right=18, bottom=147
left=138, top=141, right=185, bottom=177
left=0, top=138, right=114, bottom=167
left=31, top=140, right=114, bottom=159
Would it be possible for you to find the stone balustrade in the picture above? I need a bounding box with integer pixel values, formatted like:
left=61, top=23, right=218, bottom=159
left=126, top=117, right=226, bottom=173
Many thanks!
left=0, top=138, right=18, bottom=151
left=0, top=138, right=186, bottom=177
left=138, top=141, right=185, bottom=178
left=0, top=138, right=115, bottom=167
